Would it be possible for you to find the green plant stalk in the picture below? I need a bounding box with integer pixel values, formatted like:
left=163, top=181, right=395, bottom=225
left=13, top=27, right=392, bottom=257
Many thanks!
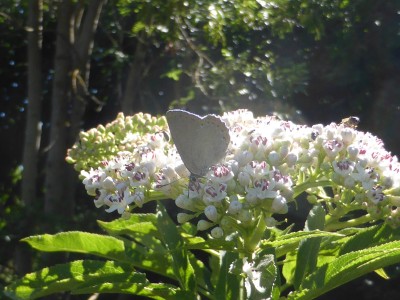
left=325, top=213, right=374, bottom=231
left=243, top=212, right=267, bottom=254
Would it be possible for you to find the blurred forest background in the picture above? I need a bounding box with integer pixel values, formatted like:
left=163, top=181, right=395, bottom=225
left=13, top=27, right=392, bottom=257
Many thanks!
left=1, top=0, right=400, bottom=299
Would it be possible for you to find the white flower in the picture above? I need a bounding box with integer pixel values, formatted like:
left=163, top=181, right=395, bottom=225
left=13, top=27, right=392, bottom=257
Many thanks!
left=202, top=182, right=227, bottom=205
left=210, top=226, right=224, bottom=238
left=238, top=171, right=251, bottom=187
left=132, top=188, right=145, bottom=207
left=177, top=212, right=194, bottom=223
left=93, top=189, right=107, bottom=208
left=128, top=168, right=150, bottom=187
left=228, top=200, right=243, bottom=215
left=268, top=151, right=280, bottom=166
left=188, top=178, right=204, bottom=199
left=242, top=161, right=270, bottom=179
left=148, top=131, right=168, bottom=148
left=81, top=168, right=105, bottom=195
left=323, top=139, right=344, bottom=159
left=246, top=178, right=277, bottom=202
left=270, top=169, right=293, bottom=189
left=104, top=188, right=134, bottom=214
left=101, top=176, right=117, bottom=190
left=366, top=186, right=385, bottom=204
left=341, top=127, right=356, bottom=144
left=205, top=205, right=219, bottom=222
left=333, top=159, right=355, bottom=176
left=236, top=150, right=254, bottom=166
left=175, top=194, right=194, bottom=210
left=209, top=164, right=234, bottom=183
left=347, top=146, right=359, bottom=160
left=271, top=195, right=288, bottom=214
left=351, top=163, right=378, bottom=189
left=197, top=220, right=214, bottom=231
left=286, top=153, right=298, bottom=167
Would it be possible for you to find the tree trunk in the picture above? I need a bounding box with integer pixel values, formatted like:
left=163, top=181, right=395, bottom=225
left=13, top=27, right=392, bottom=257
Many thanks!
left=66, top=0, right=106, bottom=214
left=15, top=0, right=43, bottom=276
left=44, top=0, right=106, bottom=223
left=69, top=0, right=106, bottom=144
left=44, top=0, right=73, bottom=220
left=121, top=38, right=146, bottom=114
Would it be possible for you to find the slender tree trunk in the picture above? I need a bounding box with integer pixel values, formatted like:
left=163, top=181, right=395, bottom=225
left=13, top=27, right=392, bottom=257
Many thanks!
left=44, top=0, right=105, bottom=220
left=121, top=38, right=146, bottom=114
left=69, top=0, right=106, bottom=143
left=15, top=0, right=43, bottom=276
left=44, top=0, right=73, bottom=219
left=66, top=0, right=106, bottom=210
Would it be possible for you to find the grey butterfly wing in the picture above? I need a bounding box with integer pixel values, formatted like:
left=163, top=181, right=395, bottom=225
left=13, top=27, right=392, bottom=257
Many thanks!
left=166, top=110, right=230, bottom=176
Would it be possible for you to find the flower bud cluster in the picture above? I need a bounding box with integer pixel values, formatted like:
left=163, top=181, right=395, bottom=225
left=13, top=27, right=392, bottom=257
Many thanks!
left=66, top=112, right=167, bottom=172
left=72, top=110, right=400, bottom=237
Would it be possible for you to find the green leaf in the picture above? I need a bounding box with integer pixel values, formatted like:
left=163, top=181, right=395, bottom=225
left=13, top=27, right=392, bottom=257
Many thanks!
left=156, top=204, right=196, bottom=293
left=132, top=21, right=146, bottom=34
left=183, top=233, right=236, bottom=250
left=215, top=251, right=241, bottom=299
left=244, top=254, right=279, bottom=300
left=265, top=230, right=341, bottom=258
left=339, top=223, right=400, bottom=255
left=293, top=204, right=325, bottom=288
left=122, top=238, right=175, bottom=278
left=289, top=241, right=400, bottom=299
left=98, top=214, right=165, bottom=251
left=22, top=232, right=128, bottom=262
left=162, top=69, right=183, bottom=81
left=4, top=260, right=144, bottom=300
left=98, top=215, right=182, bottom=278
left=73, top=282, right=186, bottom=300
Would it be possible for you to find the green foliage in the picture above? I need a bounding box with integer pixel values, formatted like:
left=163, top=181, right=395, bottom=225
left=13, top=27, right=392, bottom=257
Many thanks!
left=5, top=205, right=400, bottom=299
left=289, top=241, right=400, bottom=300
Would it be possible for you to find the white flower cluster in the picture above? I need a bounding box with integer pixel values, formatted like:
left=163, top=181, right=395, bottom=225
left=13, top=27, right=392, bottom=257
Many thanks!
left=80, top=110, right=400, bottom=234
left=81, top=131, right=173, bottom=215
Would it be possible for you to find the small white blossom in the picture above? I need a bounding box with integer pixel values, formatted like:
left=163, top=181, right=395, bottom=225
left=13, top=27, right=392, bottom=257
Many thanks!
left=236, top=150, right=254, bottom=166
left=104, top=188, right=134, bottom=214
left=333, top=159, right=355, bottom=176
left=228, top=200, right=243, bottom=215
left=271, top=195, right=288, bottom=214
left=202, top=182, right=227, bottom=205
left=286, top=153, right=298, bottom=167
left=238, top=171, right=251, bottom=187
left=175, top=194, right=194, bottom=210
left=197, top=220, right=214, bottom=231
left=205, top=205, right=218, bottom=222
left=210, top=226, right=224, bottom=238
left=209, top=164, right=234, bottom=183
left=268, top=151, right=280, bottom=166
left=102, top=176, right=116, bottom=190
left=177, top=212, right=194, bottom=223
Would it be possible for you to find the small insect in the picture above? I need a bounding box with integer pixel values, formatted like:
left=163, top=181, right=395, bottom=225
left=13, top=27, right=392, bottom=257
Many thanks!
left=340, top=116, right=360, bottom=129
left=311, top=130, right=319, bottom=141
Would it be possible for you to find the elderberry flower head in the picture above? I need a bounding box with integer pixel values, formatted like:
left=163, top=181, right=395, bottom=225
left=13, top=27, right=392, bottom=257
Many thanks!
left=70, top=110, right=400, bottom=239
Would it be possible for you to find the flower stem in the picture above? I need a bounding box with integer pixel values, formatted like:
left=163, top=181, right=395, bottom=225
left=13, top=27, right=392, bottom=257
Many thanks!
left=244, top=213, right=267, bottom=253
left=325, top=213, right=374, bottom=231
